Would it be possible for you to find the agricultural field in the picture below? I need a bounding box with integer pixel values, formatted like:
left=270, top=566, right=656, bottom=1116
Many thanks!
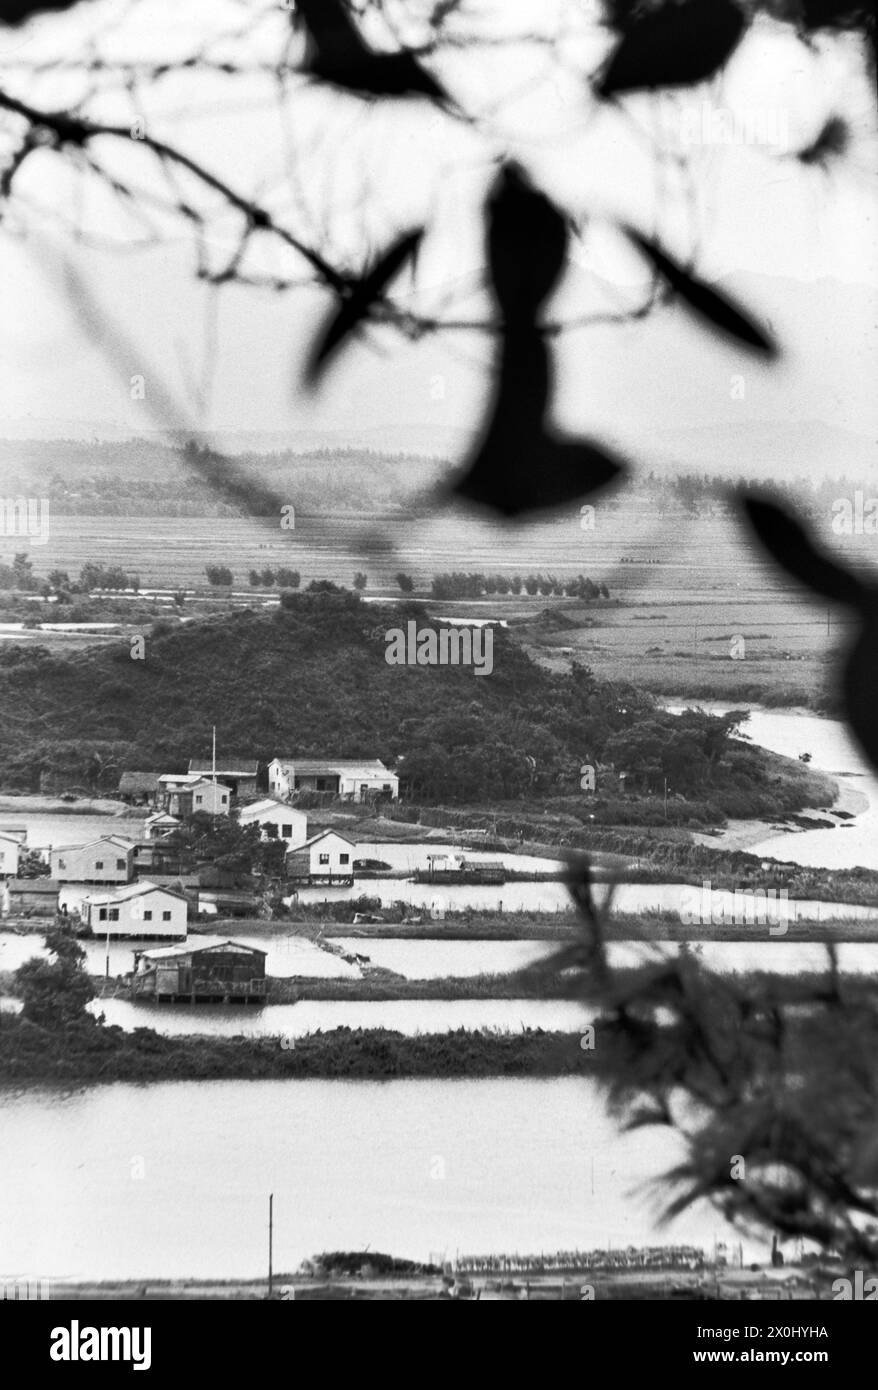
left=0, top=504, right=852, bottom=707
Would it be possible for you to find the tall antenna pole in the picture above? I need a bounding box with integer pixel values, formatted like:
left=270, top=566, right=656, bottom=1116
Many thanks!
left=268, top=1192, right=274, bottom=1299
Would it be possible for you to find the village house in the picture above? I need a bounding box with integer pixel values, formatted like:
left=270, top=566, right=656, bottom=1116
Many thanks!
left=118, top=771, right=160, bottom=806
left=50, top=836, right=136, bottom=885
left=130, top=938, right=267, bottom=1002
left=157, top=774, right=230, bottom=818
left=237, top=798, right=308, bottom=847
left=286, top=829, right=356, bottom=884
left=2, top=877, right=60, bottom=917
left=80, top=880, right=188, bottom=939
left=187, top=758, right=259, bottom=799
left=0, top=831, right=23, bottom=879
left=267, top=757, right=399, bottom=802
left=143, top=811, right=181, bottom=840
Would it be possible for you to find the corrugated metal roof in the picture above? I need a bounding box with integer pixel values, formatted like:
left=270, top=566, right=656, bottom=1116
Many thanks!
left=136, top=937, right=267, bottom=961
left=272, top=758, right=395, bottom=778
left=54, top=835, right=137, bottom=853
left=84, top=880, right=189, bottom=906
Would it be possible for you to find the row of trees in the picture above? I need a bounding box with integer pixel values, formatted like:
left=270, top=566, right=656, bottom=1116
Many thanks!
left=0, top=556, right=140, bottom=594
left=247, top=568, right=302, bottom=588
left=430, top=572, right=610, bottom=600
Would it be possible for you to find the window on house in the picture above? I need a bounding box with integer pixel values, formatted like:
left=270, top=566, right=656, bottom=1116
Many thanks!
left=382, top=784, right=391, bottom=791
left=95, top=860, right=104, bottom=870
left=265, top=823, right=278, bottom=838
left=318, top=853, right=330, bottom=865
left=195, top=796, right=203, bottom=805
left=143, top=910, right=153, bottom=922
left=339, top=854, right=350, bottom=865
left=109, top=909, right=119, bottom=922
left=116, top=859, right=126, bottom=870
left=98, top=908, right=107, bottom=922
left=162, top=910, right=172, bottom=921
left=282, top=825, right=292, bottom=838
left=58, top=858, right=66, bottom=870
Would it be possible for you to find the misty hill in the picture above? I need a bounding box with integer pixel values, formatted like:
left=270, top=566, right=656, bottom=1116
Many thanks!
left=0, top=439, right=444, bottom=516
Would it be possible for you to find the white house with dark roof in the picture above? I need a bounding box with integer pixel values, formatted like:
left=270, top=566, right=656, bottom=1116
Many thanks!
left=237, top=799, right=308, bottom=847
left=80, top=880, right=188, bottom=938
left=267, top=758, right=398, bottom=802
left=158, top=774, right=230, bottom=818
left=286, top=829, right=357, bottom=882
left=187, top=758, right=259, bottom=798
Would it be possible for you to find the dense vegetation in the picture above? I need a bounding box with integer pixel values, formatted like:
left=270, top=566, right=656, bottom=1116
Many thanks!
left=0, top=1016, right=584, bottom=1083
left=0, top=588, right=831, bottom=812
left=430, top=572, right=610, bottom=600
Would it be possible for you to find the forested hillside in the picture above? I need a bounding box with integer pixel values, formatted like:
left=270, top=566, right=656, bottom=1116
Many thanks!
left=0, top=588, right=828, bottom=811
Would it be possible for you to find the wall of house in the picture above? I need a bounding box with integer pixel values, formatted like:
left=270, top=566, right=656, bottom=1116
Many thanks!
left=52, top=844, right=133, bottom=883
left=191, top=783, right=230, bottom=815
left=0, top=840, right=20, bottom=878
left=240, top=806, right=307, bottom=846
left=88, top=892, right=187, bottom=938
left=309, top=837, right=354, bottom=876
left=337, top=774, right=399, bottom=801
left=267, top=763, right=293, bottom=798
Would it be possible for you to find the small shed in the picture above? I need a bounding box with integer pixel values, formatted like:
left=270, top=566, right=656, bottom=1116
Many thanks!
left=131, top=938, right=268, bottom=1003
left=118, top=772, right=160, bottom=805
left=4, top=878, right=60, bottom=917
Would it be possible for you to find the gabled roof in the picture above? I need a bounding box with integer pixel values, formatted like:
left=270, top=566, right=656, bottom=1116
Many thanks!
left=189, top=759, right=259, bottom=776
left=287, top=829, right=357, bottom=851
left=55, top=835, right=136, bottom=854
left=158, top=773, right=202, bottom=786
left=85, top=880, right=189, bottom=907
left=136, top=937, right=267, bottom=962
left=238, top=798, right=306, bottom=818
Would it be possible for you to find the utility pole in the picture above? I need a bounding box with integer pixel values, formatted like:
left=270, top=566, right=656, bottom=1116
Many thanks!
left=268, top=1193, right=274, bottom=1300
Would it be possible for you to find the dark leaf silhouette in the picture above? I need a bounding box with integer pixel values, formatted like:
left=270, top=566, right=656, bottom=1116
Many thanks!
left=743, top=494, right=878, bottom=775
left=305, top=228, right=424, bottom=385
left=0, top=0, right=82, bottom=18
left=294, top=0, right=447, bottom=102
left=797, top=115, right=850, bottom=166
left=598, top=0, right=747, bottom=96
left=625, top=229, right=778, bottom=357
left=451, top=166, right=628, bottom=517
left=487, top=165, right=569, bottom=319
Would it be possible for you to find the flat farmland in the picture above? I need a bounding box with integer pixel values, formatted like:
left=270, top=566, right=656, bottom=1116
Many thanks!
left=0, top=508, right=856, bottom=702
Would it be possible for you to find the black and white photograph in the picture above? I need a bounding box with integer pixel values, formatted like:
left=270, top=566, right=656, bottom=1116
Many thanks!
left=0, top=0, right=876, bottom=1348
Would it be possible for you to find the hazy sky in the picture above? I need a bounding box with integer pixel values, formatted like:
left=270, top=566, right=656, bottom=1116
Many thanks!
left=0, top=0, right=875, bottom=456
